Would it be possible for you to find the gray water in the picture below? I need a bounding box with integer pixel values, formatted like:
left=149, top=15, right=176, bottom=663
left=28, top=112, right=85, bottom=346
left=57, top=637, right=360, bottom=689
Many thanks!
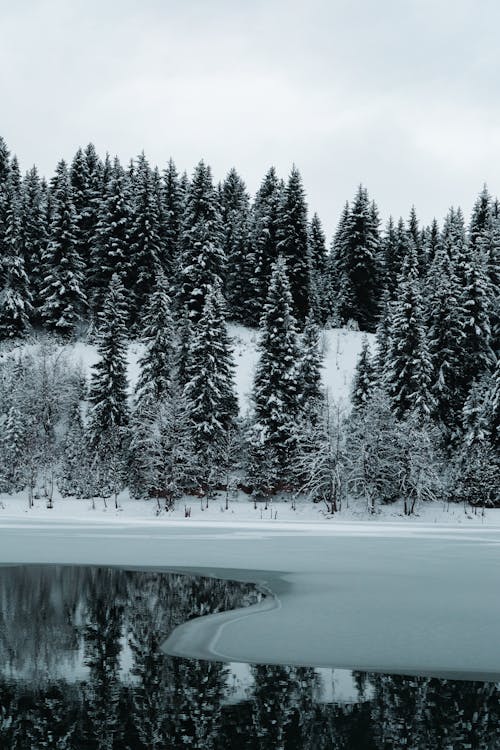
left=0, top=564, right=499, bottom=749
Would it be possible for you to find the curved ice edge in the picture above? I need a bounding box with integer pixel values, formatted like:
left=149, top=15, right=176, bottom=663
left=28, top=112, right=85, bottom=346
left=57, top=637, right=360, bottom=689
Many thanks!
left=161, top=567, right=500, bottom=684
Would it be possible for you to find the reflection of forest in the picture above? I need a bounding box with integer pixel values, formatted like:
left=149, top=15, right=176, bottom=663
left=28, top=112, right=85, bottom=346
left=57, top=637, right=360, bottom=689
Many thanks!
left=0, top=567, right=499, bottom=749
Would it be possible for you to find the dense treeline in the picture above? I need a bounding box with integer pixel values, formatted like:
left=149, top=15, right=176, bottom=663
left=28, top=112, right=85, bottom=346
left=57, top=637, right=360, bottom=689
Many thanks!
left=0, top=136, right=498, bottom=511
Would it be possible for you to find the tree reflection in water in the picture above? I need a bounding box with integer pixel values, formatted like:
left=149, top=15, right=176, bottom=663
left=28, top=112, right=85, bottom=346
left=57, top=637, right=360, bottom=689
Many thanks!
left=0, top=566, right=499, bottom=749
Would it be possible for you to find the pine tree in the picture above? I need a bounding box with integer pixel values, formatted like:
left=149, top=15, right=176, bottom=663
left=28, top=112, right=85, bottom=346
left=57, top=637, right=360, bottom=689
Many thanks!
left=488, top=356, right=500, bottom=449
left=427, top=247, right=466, bottom=437
left=336, top=185, right=381, bottom=330
left=277, top=166, right=311, bottom=323
left=352, top=335, right=376, bottom=410
left=57, top=400, right=89, bottom=497
left=374, top=293, right=392, bottom=384
left=328, top=201, right=354, bottom=323
left=127, top=154, right=163, bottom=328
left=89, top=157, right=131, bottom=319
left=221, top=168, right=254, bottom=324
left=407, top=205, right=427, bottom=273
left=469, top=184, right=492, bottom=251
left=183, top=285, right=238, bottom=492
left=308, top=213, right=329, bottom=322
left=421, top=218, right=441, bottom=265
left=88, top=274, right=129, bottom=442
left=129, top=386, right=197, bottom=508
left=383, top=217, right=410, bottom=299
left=0, top=405, right=26, bottom=492
left=249, top=167, right=283, bottom=325
left=462, top=377, right=491, bottom=448
left=40, top=160, right=86, bottom=336
left=0, top=136, right=10, bottom=187
left=461, top=246, right=494, bottom=390
left=70, top=144, right=103, bottom=294
left=248, top=258, right=302, bottom=492
left=135, top=272, right=175, bottom=407
left=297, top=315, right=324, bottom=419
left=178, top=161, right=224, bottom=322
left=386, top=248, right=434, bottom=419
left=20, top=166, right=47, bottom=318
left=0, top=171, right=32, bottom=338
left=442, top=207, right=468, bottom=277
left=162, top=158, right=183, bottom=282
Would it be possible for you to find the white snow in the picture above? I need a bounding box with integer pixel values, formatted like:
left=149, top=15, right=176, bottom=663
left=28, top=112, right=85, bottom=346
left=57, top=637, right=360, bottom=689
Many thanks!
left=54, top=325, right=370, bottom=414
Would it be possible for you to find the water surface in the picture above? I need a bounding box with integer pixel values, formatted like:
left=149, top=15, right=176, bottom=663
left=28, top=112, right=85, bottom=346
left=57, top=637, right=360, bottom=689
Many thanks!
left=1, top=565, right=499, bottom=749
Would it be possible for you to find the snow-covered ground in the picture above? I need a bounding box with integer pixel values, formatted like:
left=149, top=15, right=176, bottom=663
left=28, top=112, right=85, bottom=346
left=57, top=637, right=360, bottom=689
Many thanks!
left=1, top=490, right=500, bottom=526
left=52, top=324, right=370, bottom=414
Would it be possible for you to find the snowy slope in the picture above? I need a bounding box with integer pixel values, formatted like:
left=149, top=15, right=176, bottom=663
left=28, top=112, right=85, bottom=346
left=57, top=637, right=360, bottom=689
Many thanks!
left=62, top=325, right=372, bottom=414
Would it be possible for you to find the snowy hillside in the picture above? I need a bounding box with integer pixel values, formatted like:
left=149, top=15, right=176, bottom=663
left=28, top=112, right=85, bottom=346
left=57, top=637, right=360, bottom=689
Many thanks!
left=62, top=325, right=372, bottom=414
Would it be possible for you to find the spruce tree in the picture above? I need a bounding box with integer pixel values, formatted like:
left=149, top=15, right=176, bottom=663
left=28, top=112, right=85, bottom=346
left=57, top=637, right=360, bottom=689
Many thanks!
left=336, top=185, right=381, bottom=330
left=135, top=272, right=175, bottom=407
left=461, top=247, right=494, bottom=391
left=20, top=166, right=47, bottom=319
left=488, top=355, right=500, bottom=449
left=0, top=172, right=32, bottom=338
left=308, top=213, right=329, bottom=322
left=0, top=136, right=10, bottom=187
left=249, top=167, right=283, bottom=325
left=70, top=144, right=103, bottom=293
left=328, top=201, right=354, bottom=323
left=383, top=217, right=410, bottom=300
left=427, top=247, right=466, bottom=437
left=386, top=248, right=434, bottom=419
left=469, top=184, right=492, bottom=251
left=88, top=274, right=129, bottom=438
left=89, top=157, right=131, bottom=319
left=58, top=400, right=88, bottom=497
left=178, top=161, right=225, bottom=321
left=462, top=377, right=491, bottom=448
left=127, top=154, right=163, bottom=328
left=162, top=158, right=183, bottom=282
left=297, top=315, right=324, bottom=420
left=352, top=335, right=376, bottom=410
left=183, top=285, right=238, bottom=492
left=221, top=168, right=254, bottom=324
left=277, top=166, right=311, bottom=323
left=249, top=258, right=302, bottom=492
left=40, top=160, right=86, bottom=336
left=422, top=218, right=441, bottom=265
left=88, top=275, right=129, bottom=504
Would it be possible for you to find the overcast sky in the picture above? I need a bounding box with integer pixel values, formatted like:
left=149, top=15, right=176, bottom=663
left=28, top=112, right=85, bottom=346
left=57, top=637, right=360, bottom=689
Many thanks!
left=1, top=0, right=499, bottom=237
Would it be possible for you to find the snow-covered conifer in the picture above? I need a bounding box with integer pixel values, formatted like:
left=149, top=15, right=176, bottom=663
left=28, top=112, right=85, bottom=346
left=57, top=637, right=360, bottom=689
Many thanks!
left=249, top=167, right=283, bottom=325
left=178, top=161, right=224, bottom=321
left=297, top=315, right=324, bottom=419
left=0, top=171, right=32, bottom=338
left=127, top=154, right=163, bottom=328
left=40, top=160, right=86, bottom=336
left=221, top=168, right=254, bottom=324
left=88, top=275, right=129, bottom=459
left=183, top=285, right=238, bottom=492
left=277, top=166, right=311, bottom=323
left=248, top=258, right=302, bottom=492
left=351, top=335, right=376, bottom=410
left=135, top=272, right=175, bottom=407
left=386, top=248, right=434, bottom=419
left=89, top=157, right=131, bottom=319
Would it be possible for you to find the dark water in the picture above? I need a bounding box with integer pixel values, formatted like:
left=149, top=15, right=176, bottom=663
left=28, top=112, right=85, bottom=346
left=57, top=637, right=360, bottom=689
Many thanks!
left=0, top=566, right=499, bottom=749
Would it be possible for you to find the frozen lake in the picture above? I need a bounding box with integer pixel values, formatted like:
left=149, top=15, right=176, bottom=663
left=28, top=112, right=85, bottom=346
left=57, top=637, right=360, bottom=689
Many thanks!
left=1, top=518, right=499, bottom=681
left=1, top=563, right=499, bottom=748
